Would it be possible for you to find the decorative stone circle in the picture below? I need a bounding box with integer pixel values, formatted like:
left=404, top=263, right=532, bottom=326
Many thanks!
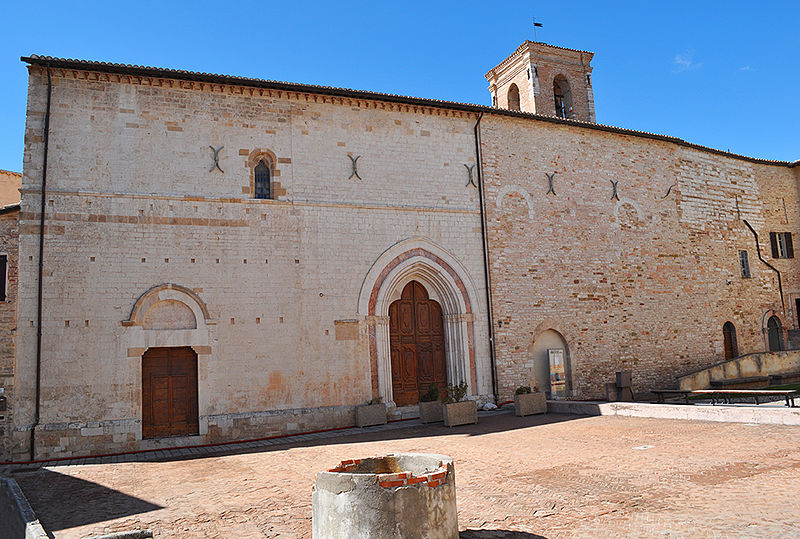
left=312, top=453, right=457, bottom=539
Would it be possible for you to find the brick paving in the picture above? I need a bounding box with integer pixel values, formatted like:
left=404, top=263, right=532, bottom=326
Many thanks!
left=8, top=411, right=800, bottom=538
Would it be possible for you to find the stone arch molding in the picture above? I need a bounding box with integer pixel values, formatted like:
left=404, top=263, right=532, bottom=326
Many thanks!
left=123, top=283, right=215, bottom=350
left=358, top=238, right=483, bottom=405
left=496, top=185, right=534, bottom=221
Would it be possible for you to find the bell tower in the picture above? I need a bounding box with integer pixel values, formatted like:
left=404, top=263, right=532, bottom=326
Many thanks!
left=485, top=41, right=596, bottom=123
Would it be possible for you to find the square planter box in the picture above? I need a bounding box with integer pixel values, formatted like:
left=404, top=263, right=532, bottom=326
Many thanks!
left=355, top=403, right=387, bottom=427
left=443, top=400, right=477, bottom=427
left=419, top=401, right=443, bottom=424
left=515, top=392, right=547, bottom=416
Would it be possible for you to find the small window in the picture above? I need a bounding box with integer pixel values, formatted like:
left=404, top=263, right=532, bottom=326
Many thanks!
left=254, top=160, right=271, bottom=199
left=492, top=95, right=497, bottom=107
left=0, top=254, right=6, bottom=302
left=739, top=250, right=751, bottom=278
left=769, top=232, right=794, bottom=259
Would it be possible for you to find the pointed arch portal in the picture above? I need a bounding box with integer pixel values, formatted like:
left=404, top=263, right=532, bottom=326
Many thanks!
left=358, top=240, right=482, bottom=405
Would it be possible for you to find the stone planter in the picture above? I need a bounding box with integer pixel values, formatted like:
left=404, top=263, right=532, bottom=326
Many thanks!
left=443, top=400, right=477, bottom=427
left=313, top=453, right=458, bottom=539
left=356, top=403, right=387, bottom=427
left=419, top=401, right=443, bottom=424
left=515, top=392, right=547, bottom=416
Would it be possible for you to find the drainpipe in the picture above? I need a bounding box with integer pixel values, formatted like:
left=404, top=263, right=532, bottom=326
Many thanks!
left=31, top=64, right=52, bottom=460
left=473, top=112, right=499, bottom=403
left=743, top=219, right=784, bottom=313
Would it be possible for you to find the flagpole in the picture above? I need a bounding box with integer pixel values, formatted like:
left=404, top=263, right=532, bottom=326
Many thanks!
left=532, top=17, right=543, bottom=41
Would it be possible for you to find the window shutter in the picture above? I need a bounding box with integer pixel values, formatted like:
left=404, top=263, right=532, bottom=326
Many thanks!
left=770, top=232, right=779, bottom=258
left=785, top=233, right=794, bottom=259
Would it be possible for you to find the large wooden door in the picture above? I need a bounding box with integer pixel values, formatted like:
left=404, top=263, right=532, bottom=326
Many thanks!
left=142, top=347, right=199, bottom=439
left=389, top=281, right=447, bottom=406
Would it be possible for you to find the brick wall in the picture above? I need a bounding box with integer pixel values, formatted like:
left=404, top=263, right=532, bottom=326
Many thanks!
left=480, top=115, right=798, bottom=401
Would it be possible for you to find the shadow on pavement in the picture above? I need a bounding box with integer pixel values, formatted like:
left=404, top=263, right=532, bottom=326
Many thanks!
left=13, top=469, right=162, bottom=532
left=197, top=410, right=591, bottom=461
left=461, top=530, right=548, bottom=538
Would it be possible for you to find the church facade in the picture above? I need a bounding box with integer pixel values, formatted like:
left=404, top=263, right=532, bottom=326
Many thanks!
left=1, top=42, right=797, bottom=460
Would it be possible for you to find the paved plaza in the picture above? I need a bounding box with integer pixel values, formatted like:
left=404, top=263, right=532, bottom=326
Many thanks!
left=10, top=411, right=800, bottom=538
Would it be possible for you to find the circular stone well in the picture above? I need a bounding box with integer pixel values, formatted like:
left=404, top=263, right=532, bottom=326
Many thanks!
left=312, top=452, right=457, bottom=539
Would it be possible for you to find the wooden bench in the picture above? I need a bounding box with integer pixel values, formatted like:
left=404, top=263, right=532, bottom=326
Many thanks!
left=651, top=389, right=693, bottom=404
left=690, top=389, right=797, bottom=408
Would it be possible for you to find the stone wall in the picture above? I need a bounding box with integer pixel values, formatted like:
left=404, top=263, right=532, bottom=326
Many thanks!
left=480, top=114, right=798, bottom=401
left=0, top=208, right=18, bottom=461
left=15, top=66, right=491, bottom=459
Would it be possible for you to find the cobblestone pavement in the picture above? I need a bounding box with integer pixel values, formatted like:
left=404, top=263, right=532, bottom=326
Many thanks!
left=10, top=411, right=800, bottom=538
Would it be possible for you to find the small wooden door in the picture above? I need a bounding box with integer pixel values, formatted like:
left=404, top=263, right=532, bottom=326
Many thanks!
left=767, top=316, right=783, bottom=352
left=722, top=322, right=738, bottom=361
left=142, top=347, right=199, bottom=439
left=389, top=281, right=447, bottom=406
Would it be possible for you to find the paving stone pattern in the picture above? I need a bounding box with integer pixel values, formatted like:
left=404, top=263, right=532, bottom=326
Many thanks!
left=9, top=412, right=800, bottom=538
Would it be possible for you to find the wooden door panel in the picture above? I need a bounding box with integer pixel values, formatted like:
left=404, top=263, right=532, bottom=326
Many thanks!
left=142, top=347, right=199, bottom=439
left=399, top=303, right=414, bottom=334
left=389, top=281, right=448, bottom=406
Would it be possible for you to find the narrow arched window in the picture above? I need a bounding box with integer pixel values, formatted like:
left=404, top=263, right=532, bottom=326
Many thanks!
left=507, top=84, right=521, bottom=111
left=767, top=316, right=783, bottom=352
left=722, top=322, right=738, bottom=360
left=254, top=159, right=271, bottom=199
left=553, top=75, right=572, bottom=119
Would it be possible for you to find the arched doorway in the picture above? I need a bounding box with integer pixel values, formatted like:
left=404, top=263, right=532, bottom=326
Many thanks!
left=723, top=322, right=738, bottom=360
left=767, top=316, right=783, bottom=352
left=142, top=346, right=199, bottom=439
left=389, top=281, right=447, bottom=406
left=529, top=329, right=570, bottom=398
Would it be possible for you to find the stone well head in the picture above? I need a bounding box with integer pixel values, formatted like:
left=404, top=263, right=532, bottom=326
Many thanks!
left=312, top=453, right=457, bottom=539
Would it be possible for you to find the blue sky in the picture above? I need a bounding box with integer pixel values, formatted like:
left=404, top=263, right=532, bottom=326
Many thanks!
left=1, top=0, right=798, bottom=172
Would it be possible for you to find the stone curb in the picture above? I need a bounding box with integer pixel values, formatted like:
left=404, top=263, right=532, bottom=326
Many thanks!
left=547, top=400, right=800, bottom=425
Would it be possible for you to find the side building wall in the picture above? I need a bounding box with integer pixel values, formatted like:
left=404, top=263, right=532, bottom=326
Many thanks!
left=16, top=67, right=491, bottom=459
left=0, top=209, right=18, bottom=461
left=481, top=115, right=799, bottom=400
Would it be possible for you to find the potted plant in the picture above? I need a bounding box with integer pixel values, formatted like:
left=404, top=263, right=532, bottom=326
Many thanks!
left=355, top=397, right=387, bottom=427
left=442, top=381, right=477, bottom=427
left=514, top=385, right=547, bottom=417
left=419, top=383, right=443, bottom=424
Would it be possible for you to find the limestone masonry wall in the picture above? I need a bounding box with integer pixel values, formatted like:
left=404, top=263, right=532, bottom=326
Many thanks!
left=481, top=115, right=798, bottom=400
left=14, top=67, right=491, bottom=459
